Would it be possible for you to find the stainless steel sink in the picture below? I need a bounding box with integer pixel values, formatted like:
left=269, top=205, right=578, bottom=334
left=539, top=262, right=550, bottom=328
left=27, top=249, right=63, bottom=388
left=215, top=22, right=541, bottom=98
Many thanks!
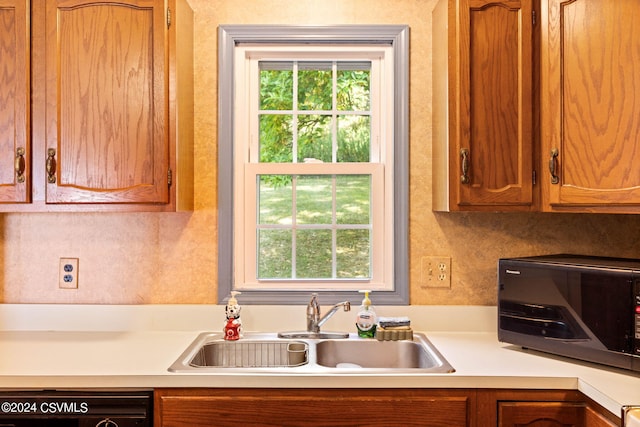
left=315, top=339, right=450, bottom=370
left=190, top=340, right=308, bottom=368
left=169, top=332, right=455, bottom=374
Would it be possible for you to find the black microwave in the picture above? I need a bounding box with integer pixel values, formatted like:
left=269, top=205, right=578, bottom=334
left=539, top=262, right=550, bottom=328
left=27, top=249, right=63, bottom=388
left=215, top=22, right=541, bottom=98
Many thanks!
left=498, top=254, right=640, bottom=372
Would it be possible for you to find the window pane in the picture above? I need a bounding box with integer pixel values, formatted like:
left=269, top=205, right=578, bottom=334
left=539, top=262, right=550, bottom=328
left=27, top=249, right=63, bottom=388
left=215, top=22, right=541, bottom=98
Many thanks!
left=258, top=229, right=292, bottom=279
left=260, top=114, right=292, bottom=163
left=337, top=229, right=371, bottom=278
left=296, top=229, right=332, bottom=278
left=336, top=175, right=370, bottom=225
left=296, top=175, right=332, bottom=225
left=337, top=64, right=370, bottom=111
left=298, top=115, right=331, bottom=163
left=298, top=62, right=332, bottom=110
left=337, top=115, right=370, bottom=162
left=258, top=175, right=292, bottom=224
left=257, top=174, right=372, bottom=281
left=260, top=62, right=293, bottom=110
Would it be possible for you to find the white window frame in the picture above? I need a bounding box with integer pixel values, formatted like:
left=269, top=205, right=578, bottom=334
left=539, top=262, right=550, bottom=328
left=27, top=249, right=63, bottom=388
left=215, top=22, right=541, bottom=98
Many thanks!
left=218, top=26, right=409, bottom=305
left=235, top=46, right=394, bottom=292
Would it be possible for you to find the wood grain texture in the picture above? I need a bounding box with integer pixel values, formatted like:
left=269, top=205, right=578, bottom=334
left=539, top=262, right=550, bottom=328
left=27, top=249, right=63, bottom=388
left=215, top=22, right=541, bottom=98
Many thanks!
left=155, top=388, right=474, bottom=427
left=476, top=389, right=619, bottom=427
left=468, top=3, right=520, bottom=189
left=156, top=388, right=620, bottom=427
left=45, top=0, right=169, bottom=204
left=1, top=0, right=193, bottom=212
left=58, top=5, right=155, bottom=188
left=0, top=0, right=29, bottom=202
left=584, top=406, right=620, bottom=427
left=169, top=0, right=194, bottom=211
left=460, top=0, right=533, bottom=207
left=542, top=0, right=640, bottom=210
left=432, top=0, right=534, bottom=211
left=498, top=401, right=585, bottom=427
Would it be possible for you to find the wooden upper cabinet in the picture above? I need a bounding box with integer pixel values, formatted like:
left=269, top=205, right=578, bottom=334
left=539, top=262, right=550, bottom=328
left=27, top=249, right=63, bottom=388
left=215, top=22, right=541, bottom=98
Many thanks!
left=541, top=0, right=640, bottom=212
left=433, top=0, right=535, bottom=211
left=4, top=0, right=193, bottom=212
left=0, top=0, right=29, bottom=203
left=45, top=0, right=168, bottom=204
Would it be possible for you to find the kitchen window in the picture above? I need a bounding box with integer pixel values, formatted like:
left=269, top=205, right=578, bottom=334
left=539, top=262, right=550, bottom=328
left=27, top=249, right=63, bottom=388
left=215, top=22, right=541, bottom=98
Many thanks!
left=218, top=26, right=409, bottom=305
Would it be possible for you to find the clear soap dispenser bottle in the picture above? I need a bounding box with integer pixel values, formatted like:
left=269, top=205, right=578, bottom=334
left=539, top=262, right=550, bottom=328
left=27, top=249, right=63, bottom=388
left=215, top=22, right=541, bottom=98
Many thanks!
left=224, top=291, right=242, bottom=341
left=356, top=290, right=377, bottom=338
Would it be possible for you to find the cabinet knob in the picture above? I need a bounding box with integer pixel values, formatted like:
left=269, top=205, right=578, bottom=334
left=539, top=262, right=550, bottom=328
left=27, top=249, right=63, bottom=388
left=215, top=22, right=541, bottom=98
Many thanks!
left=548, top=148, right=559, bottom=184
left=46, top=148, right=57, bottom=184
left=460, top=148, right=470, bottom=184
left=15, top=147, right=25, bottom=184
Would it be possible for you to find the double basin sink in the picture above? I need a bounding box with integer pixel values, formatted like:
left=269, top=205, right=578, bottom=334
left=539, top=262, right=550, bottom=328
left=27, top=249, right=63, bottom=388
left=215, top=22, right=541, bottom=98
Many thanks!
left=169, top=332, right=455, bottom=374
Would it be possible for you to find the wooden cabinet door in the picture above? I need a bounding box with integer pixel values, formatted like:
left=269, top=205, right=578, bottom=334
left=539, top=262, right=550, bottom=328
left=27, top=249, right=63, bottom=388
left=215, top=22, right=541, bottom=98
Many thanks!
left=155, top=388, right=475, bottom=427
left=585, top=406, right=620, bottom=427
left=498, top=402, right=585, bottom=427
left=541, top=0, right=640, bottom=212
left=433, top=0, right=534, bottom=211
left=458, top=0, right=534, bottom=208
left=0, top=0, right=29, bottom=202
left=44, top=0, right=169, bottom=204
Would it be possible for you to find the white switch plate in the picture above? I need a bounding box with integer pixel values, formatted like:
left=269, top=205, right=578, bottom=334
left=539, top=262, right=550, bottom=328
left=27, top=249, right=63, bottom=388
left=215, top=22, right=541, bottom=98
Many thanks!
left=59, top=258, right=79, bottom=289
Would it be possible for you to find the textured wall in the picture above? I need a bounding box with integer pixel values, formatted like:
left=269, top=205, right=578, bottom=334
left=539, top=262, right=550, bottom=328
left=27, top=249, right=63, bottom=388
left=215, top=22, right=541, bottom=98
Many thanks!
left=3, top=0, right=640, bottom=305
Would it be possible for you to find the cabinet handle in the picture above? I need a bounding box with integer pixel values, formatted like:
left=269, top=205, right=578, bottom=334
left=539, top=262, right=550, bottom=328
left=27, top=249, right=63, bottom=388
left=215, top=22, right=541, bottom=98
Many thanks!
left=548, top=148, right=559, bottom=184
left=15, top=147, right=25, bottom=184
left=46, top=148, right=56, bottom=184
left=460, top=148, right=470, bottom=184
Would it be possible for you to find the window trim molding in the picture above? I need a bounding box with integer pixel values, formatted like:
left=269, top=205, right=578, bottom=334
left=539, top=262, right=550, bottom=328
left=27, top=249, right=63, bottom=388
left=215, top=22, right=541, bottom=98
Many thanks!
left=218, top=25, right=409, bottom=305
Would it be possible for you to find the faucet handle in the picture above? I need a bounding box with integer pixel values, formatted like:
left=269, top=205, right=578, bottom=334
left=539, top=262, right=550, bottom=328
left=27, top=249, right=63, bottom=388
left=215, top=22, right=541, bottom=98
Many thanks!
left=307, top=293, right=319, bottom=314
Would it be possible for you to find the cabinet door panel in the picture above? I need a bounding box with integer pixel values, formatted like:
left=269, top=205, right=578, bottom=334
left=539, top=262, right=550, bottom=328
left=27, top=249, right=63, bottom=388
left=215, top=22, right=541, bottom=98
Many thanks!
left=585, top=406, right=619, bottom=427
left=0, top=0, right=29, bottom=202
left=433, top=0, right=534, bottom=211
left=498, top=402, right=584, bottom=427
left=543, top=0, right=640, bottom=209
left=45, top=0, right=168, bottom=204
left=458, top=0, right=533, bottom=207
left=155, top=388, right=473, bottom=427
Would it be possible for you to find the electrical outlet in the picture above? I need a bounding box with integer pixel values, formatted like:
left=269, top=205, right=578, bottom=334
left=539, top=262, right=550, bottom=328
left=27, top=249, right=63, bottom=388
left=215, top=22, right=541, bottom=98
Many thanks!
left=421, top=256, right=451, bottom=288
left=59, top=258, right=79, bottom=289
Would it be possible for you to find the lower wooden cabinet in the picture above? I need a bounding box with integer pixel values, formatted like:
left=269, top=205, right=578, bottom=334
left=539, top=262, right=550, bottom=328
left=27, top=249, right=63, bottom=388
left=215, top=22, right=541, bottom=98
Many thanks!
left=478, top=389, right=620, bottom=427
left=585, top=406, right=621, bottom=427
left=154, top=388, right=620, bottom=427
left=154, top=388, right=475, bottom=427
left=498, top=401, right=586, bottom=426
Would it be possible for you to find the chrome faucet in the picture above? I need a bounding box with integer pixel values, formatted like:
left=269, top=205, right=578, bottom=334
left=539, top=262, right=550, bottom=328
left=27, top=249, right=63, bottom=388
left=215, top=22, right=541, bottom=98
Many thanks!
left=306, top=293, right=351, bottom=333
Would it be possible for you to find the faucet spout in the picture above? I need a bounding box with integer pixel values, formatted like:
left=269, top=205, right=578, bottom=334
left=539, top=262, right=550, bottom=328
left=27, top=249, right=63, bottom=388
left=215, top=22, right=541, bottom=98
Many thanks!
left=306, top=293, right=351, bottom=333
left=317, top=301, right=351, bottom=329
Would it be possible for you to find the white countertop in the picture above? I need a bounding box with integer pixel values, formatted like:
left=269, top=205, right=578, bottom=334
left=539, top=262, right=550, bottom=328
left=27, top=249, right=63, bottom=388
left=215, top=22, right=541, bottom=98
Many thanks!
left=0, top=304, right=637, bottom=418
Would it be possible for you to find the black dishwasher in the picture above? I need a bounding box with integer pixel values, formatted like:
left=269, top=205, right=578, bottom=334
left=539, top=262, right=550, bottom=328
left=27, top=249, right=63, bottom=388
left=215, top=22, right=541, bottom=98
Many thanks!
left=0, top=390, right=152, bottom=426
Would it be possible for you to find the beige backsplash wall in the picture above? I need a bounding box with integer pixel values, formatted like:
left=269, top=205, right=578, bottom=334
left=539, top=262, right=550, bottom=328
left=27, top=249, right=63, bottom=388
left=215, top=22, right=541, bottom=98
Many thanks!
left=2, top=0, right=640, bottom=304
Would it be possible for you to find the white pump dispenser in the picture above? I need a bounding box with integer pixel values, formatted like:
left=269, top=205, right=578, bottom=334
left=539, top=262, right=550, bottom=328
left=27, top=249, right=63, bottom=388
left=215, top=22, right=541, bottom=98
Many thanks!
left=228, top=291, right=240, bottom=306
